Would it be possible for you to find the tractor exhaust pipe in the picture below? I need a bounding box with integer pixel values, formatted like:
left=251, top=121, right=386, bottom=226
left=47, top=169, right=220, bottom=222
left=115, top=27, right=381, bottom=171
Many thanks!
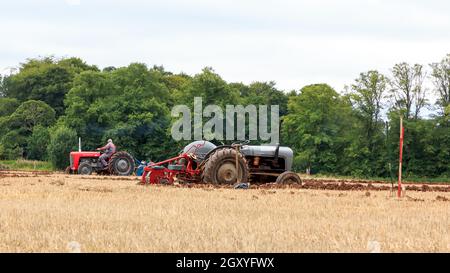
left=78, top=137, right=82, bottom=152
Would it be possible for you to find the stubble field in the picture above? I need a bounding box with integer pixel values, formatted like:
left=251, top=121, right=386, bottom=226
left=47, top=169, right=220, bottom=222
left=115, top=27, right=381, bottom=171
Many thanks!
left=0, top=171, right=449, bottom=253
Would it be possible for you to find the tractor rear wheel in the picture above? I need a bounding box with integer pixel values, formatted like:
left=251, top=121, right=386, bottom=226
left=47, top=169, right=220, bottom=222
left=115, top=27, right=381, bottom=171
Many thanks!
left=78, top=162, right=93, bottom=175
left=108, top=151, right=135, bottom=176
left=276, top=171, right=302, bottom=185
left=202, top=148, right=249, bottom=184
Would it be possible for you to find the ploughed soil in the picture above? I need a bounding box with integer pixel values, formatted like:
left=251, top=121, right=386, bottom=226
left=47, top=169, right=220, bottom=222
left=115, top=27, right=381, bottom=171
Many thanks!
left=1, top=170, right=449, bottom=192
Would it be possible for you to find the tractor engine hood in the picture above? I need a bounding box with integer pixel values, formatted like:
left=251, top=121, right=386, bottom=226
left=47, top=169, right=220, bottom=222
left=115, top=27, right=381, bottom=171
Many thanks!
left=240, top=145, right=293, bottom=158
left=70, top=151, right=101, bottom=157
left=240, top=145, right=294, bottom=171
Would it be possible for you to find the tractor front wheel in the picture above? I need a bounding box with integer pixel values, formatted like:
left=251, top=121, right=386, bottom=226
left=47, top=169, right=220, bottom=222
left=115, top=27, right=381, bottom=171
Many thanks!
left=78, top=162, right=93, bottom=175
left=276, top=171, right=302, bottom=185
left=108, top=151, right=135, bottom=176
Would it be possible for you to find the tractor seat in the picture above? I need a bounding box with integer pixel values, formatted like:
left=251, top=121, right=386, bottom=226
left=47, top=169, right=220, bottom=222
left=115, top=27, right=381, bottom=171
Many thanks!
left=168, top=164, right=184, bottom=171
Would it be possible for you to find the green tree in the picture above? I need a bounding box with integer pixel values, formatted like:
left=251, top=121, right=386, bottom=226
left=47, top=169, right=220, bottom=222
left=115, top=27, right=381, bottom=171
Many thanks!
left=434, top=105, right=450, bottom=176
left=27, top=125, right=51, bottom=160
left=102, top=66, right=116, bottom=72
left=165, top=67, right=241, bottom=146
left=3, top=57, right=97, bottom=115
left=0, top=100, right=55, bottom=159
left=47, top=126, right=78, bottom=169
left=162, top=73, right=192, bottom=108
left=8, top=100, right=55, bottom=133
left=63, top=63, right=173, bottom=161
left=0, top=74, right=5, bottom=97
left=58, top=57, right=99, bottom=74
left=176, top=67, right=239, bottom=107
left=349, top=71, right=388, bottom=176
left=238, top=81, right=288, bottom=116
left=227, top=81, right=288, bottom=144
left=282, top=84, right=354, bottom=174
left=351, top=71, right=387, bottom=136
left=390, top=63, right=427, bottom=119
left=0, top=130, right=26, bottom=159
left=384, top=110, right=448, bottom=179
left=430, top=54, right=450, bottom=108
left=0, top=97, right=20, bottom=117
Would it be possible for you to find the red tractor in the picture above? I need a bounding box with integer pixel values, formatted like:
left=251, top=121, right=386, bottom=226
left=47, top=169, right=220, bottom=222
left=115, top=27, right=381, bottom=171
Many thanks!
left=66, top=150, right=135, bottom=176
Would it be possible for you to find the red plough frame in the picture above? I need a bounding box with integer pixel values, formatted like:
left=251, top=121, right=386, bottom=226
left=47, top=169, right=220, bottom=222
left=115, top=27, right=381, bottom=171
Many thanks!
left=140, top=143, right=205, bottom=185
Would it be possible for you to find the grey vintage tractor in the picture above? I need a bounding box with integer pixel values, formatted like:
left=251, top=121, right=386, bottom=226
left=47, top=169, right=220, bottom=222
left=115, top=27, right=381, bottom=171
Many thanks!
left=141, top=140, right=301, bottom=185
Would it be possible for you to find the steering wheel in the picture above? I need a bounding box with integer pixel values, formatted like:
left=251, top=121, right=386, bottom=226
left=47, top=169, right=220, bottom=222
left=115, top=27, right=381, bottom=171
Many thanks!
left=231, top=140, right=250, bottom=147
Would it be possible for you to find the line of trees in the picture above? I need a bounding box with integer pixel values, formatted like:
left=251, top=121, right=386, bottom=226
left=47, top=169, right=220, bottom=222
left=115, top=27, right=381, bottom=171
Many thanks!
left=0, top=55, right=449, bottom=178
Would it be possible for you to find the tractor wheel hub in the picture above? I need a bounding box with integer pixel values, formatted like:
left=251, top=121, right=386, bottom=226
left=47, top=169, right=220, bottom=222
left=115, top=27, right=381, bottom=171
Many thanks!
left=116, top=159, right=130, bottom=172
left=217, top=163, right=237, bottom=184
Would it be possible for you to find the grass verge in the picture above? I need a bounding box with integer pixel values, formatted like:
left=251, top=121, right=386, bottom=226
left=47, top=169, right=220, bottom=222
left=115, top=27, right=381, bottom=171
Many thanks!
left=0, top=159, right=54, bottom=171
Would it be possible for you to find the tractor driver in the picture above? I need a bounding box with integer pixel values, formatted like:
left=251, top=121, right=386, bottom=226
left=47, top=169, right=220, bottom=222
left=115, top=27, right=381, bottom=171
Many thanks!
left=96, top=139, right=116, bottom=168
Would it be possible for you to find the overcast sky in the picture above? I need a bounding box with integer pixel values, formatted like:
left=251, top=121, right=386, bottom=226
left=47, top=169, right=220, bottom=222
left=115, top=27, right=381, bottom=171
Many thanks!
left=1, top=0, right=449, bottom=93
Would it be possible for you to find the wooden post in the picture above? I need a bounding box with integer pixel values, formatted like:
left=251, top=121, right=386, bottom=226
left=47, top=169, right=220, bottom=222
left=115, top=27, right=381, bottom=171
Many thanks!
left=235, top=145, right=239, bottom=184
left=398, top=117, right=404, bottom=198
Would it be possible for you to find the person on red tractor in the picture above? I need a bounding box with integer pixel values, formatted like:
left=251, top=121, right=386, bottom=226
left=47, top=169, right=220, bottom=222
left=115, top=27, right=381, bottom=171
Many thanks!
left=96, top=139, right=116, bottom=169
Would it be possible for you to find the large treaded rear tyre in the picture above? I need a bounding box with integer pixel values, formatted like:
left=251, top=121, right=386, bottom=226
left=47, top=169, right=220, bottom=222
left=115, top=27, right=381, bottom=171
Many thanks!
left=108, top=151, right=135, bottom=176
left=202, top=148, right=249, bottom=184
